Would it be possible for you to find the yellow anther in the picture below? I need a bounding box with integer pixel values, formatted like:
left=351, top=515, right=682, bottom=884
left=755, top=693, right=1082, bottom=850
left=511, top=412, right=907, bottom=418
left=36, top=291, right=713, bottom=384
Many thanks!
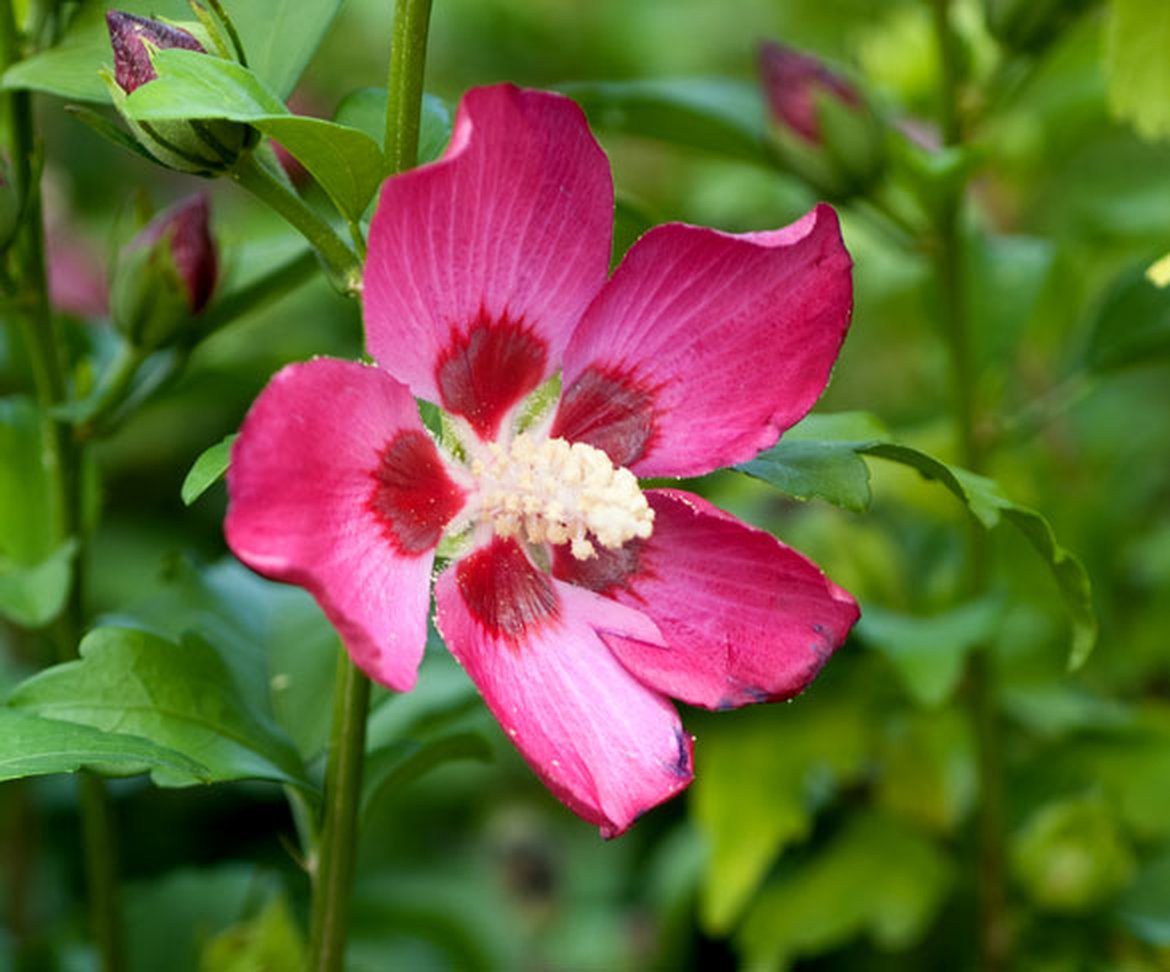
left=470, top=433, right=654, bottom=559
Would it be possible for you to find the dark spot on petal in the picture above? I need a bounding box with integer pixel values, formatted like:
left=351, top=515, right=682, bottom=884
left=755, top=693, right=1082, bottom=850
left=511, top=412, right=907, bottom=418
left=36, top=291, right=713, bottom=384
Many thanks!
left=811, top=623, right=827, bottom=635
left=552, top=365, right=659, bottom=468
left=436, top=309, right=548, bottom=440
left=672, top=727, right=692, bottom=778
left=551, top=538, right=648, bottom=598
left=368, top=429, right=465, bottom=555
left=456, top=537, right=559, bottom=643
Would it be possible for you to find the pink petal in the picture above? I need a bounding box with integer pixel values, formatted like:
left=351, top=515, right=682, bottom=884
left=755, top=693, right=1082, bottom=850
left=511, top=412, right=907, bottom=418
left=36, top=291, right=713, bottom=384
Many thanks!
left=553, top=489, right=858, bottom=710
left=434, top=537, right=693, bottom=837
left=225, top=359, right=466, bottom=692
left=552, top=204, right=853, bottom=477
left=363, top=84, right=614, bottom=442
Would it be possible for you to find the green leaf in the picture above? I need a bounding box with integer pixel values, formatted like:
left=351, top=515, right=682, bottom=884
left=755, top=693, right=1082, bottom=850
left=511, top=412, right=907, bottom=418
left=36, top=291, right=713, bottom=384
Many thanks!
left=738, top=411, right=888, bottom=512
left=124, top=865, right=288, bottom=972
left=254, top=116, right=384, bottom=220
left=1084, top=261, right=1170, bottom=371
left=0, top=396, right=56, bottom=564
left=416, top=94, right=454, bottom=167
left=360, top=731, right=493, bottom=821
left=334, top=88, right=453, bottom=165
left=365, top=648, right=482, bottom=752
left=199, top=895, right=305, bottom=972
left=64, top=104, right=158, bottom=162
left=232, top=0, right=344, bottom=99
left=562, top=79, right=770, bottom=164
left=736, top=812, right=952, bottom=969
left=2, top=0, right=340, bottom=102
left=0, top=397, right=75, bottom=628
left=8, top=626, right=310, bottom=788
left=0, top=708, right=209, bottom=783
left=0, top=540, right=79, bottom=628
left=693, top=697, right=869, bottom=933
left=739, top=412, right=1097, bottom=668
left=1002, top=683, right=1135, bottom=738
left=1115, top=849, right=1170, bottom=946
left=856, top=597, right=1003, bottom=707
left=1105, top=0, right=1170, bottom=140
left=182, top=434, right=236, bottom=506
left=122, top=556, right=340, bottom=761
left=124, top=50, right=384, bottom=220
left=123, top=49, right=283, bottom=117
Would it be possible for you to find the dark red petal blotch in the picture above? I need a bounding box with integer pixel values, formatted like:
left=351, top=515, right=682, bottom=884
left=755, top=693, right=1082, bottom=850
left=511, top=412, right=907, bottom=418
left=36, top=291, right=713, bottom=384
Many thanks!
left=455, top=538, right=559, bottom=643
left=551, top=540, right=647, bottom=600
left=436, top=312, right=549, bottom=441
left=551, top=365, right=658, bottom=468
left=369, top=430, right=467, bottom=555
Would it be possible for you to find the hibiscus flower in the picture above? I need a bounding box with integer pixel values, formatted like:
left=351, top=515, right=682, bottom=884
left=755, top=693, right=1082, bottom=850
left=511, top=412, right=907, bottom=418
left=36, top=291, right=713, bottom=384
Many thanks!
left=226, top=84, right=858, bottom=837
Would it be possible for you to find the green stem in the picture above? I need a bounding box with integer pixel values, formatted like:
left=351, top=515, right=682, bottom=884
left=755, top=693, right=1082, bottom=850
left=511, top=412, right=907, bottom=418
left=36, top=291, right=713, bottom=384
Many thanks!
left=74, top=342, right=147, bottom=441
left=79, top=773, right=124, bottom=972
left=229, top=153, right=361, bottom=296
left=2, top=5, right=125, bottom=967
left=384, top=0, right=434, bottom=171
left=996, top=371, right=1096, bottom=446
left=931, top=0, right=962, bottom=147
left=305, top=4, right=434, bottom=967
left=930, top=2, right=1009, bottom=968
left=1, top=781, right=37, bottom=951
left=75, top=248, right=321, bottom=440
left=306, top=650, right=372, bottom=971
left=193, top=247, right=320, bottom=341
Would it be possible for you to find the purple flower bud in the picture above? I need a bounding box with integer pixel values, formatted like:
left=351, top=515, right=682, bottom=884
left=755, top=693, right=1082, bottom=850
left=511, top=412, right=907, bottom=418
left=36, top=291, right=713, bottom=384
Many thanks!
left=757, top=40, right=885, bottom=199
left=106, top=11, right=205, bottom=95
left=103, top=12, right=252, bottom=174
left=143, top=195, right=217, bottom=313
left=758, top=41, right=861, bottom=146
left=112, top=195, right=217, bottom=349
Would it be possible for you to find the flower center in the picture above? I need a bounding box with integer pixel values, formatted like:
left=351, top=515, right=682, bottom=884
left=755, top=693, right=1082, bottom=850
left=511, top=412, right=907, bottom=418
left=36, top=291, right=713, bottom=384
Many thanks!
left=469, top=433, right=653, bottom=559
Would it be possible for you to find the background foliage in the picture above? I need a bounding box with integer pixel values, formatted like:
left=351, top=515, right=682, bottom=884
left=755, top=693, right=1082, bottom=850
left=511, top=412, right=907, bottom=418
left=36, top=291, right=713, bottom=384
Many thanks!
left=3, top=0, right=1170, bottom=969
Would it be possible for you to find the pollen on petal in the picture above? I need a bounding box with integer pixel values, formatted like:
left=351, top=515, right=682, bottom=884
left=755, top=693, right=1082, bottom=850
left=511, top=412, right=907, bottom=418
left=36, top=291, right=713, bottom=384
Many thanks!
left=368, top=429, right=466, bottom=555
left=455, top=537, right=559, bottom=643
left=552, top=365, right=658, bottom=467
left=552, top=540, right=647, bottom=598
left=436, top=310, right=548, bottom=441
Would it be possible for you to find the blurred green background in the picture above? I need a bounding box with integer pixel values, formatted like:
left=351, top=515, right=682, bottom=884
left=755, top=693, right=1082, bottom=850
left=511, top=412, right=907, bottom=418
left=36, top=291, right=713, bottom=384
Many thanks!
left=4, top=0, right=1170, bottom=969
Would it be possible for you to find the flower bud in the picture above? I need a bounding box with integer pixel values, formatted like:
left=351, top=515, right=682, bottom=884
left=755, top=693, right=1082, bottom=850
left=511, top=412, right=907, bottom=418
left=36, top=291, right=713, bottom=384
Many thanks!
left=758, top=41, right=885, bottom=199
left=111, top=195, right=217, bottom=350
left=104, top=11, right=251, bottom=175
left=0, top=159, right=19, bottom=252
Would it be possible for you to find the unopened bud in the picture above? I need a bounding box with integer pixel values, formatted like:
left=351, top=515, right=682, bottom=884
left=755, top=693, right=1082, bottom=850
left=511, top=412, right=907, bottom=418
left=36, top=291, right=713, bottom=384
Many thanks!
left=104, top=11, right=251, bottom=175
left=111, top=195, right=217, bottom=350
left=758, top=40, right=885, bottom=199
